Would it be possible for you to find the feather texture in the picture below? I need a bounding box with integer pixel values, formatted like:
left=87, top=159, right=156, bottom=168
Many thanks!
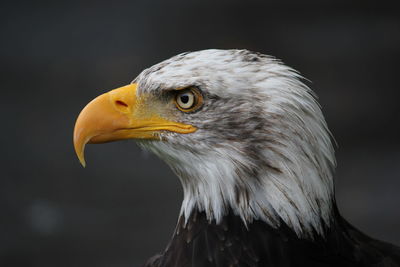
left=144, top=208, right=400, bottom=267
left=131, top=49, right=399, bottom=266
left=137, top=49, right=335, bottom=237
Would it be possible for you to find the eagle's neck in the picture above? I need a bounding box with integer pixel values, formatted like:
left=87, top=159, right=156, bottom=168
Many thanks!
left=145, top=137, right=335, bottom=238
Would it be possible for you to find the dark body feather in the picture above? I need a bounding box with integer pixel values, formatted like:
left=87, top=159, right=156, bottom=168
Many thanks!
left=143, top=206, right=400, bottom=267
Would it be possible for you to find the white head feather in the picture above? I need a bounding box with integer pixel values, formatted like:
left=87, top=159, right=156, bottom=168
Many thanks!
left=135, top=49, right=336, bottom=238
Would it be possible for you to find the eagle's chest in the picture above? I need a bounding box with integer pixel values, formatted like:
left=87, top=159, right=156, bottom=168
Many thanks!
left=143, top=210, right=372, bottom=267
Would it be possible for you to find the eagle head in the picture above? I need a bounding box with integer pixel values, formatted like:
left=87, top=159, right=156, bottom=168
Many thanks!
left=74, top=49, right=336, bottom=238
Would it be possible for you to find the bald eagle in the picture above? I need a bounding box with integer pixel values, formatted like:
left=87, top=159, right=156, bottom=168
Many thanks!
left=73, top=49, right=400, bottom=267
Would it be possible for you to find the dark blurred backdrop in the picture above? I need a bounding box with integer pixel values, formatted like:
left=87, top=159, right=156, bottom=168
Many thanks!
left=1, top=1, right=399, bottom=266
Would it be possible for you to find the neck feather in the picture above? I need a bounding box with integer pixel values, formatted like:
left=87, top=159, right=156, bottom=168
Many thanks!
left=142, top=135, right=335, bottom=238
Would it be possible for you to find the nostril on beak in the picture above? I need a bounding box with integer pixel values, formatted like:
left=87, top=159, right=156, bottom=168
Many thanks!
left=113, top=100, right=130, bottom=113
left=115, top=100, right=128, bottom=107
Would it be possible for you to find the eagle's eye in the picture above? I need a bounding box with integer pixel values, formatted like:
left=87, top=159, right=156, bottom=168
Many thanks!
left=174, top=87, right=203, bottom=112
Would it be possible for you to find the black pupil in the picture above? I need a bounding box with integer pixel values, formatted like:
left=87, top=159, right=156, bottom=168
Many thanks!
left=180, top=94, right=190, bottom=104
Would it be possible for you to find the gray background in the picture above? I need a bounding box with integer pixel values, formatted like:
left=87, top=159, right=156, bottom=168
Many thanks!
left=1, top=1, right=399, bottom=266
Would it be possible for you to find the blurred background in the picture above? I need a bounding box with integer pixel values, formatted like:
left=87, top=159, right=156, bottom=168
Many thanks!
left=1, top=0, right=399, bottom=266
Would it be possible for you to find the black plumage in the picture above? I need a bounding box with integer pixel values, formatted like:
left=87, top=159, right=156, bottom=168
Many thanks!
left=144, top=205, right=400, bottom=267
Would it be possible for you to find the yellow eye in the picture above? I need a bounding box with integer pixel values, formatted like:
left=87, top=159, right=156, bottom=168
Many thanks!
left=174, top=88, right=203, bottom=112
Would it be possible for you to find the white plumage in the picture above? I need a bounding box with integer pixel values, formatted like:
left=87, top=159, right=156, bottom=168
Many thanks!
left=136, top=49, right=336, bottom=237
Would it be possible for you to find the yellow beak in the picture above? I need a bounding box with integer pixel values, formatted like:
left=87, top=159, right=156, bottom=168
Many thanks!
left=73, top=83, right=196, bottom=167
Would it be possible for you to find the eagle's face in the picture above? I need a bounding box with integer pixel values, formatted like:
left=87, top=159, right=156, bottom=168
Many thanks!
left=74, top=49, right=336, bottom=238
